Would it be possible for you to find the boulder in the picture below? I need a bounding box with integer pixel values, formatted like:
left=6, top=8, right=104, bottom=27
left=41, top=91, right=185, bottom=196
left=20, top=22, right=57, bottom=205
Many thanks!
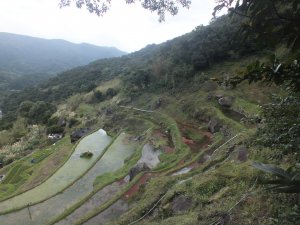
left=193, top=109, right=209, bottom=122
left=206, top=92, right=213, bottom=101
left=237, top=146, right=248, bottom=162
left=215, top=94, right=223, bottom=100
left=172, top=196, right=193, bottom=214
left=105, top=107, right=113, bottom=115
left=70, top=128, right=91, bottom=143
left=153, top=98, right=163, bottom=109
left=58, top=118, right=66, bottom=127
left=129, top=163, right=150, bottom=181
left=218, top=96, right=234, bottom=108
left=208, top=118, right=221, bottom=133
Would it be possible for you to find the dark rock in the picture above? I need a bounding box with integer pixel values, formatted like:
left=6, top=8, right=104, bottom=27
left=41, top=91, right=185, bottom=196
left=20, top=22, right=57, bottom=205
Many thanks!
left=105, top=108, right=113, bottom=115
left=31, top=158, right=37, bottom=164
left=208, top=118, right=221, bottom=133
left=153, top=98, right=163, bottom=109
left=129, top=163, right=150, bottom=181
left=172, top=196, right=193, bottom=213
left=58, top=118, right=66, bottom=127
left=0, top=163, right=3, bottom=168
left=218, top=96, right=234, bottom=108
left=237, top=146, right=248, bottom=162
left=70, top=128, right=91, bottom=143
left=193, top=109, right=209, bottom=122
left=206, top=92, right=213, bottom=101
left=215, top=94, right=223, bottom=100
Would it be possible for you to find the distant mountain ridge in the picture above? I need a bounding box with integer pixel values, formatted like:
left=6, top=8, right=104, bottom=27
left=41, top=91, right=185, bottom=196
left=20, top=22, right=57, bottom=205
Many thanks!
left=0, top=32, right=127, bottom=75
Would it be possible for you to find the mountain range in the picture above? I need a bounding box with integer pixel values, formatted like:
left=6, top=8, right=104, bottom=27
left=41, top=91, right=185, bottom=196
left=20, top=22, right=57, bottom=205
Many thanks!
left=0, top=32, right=126, bottom=76
left=0, top=32, right=126, bottom=93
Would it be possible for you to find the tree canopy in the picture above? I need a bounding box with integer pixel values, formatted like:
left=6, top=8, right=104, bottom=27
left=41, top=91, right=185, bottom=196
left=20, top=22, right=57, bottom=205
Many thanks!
left=214, top=0, right=300, bottom=50
left=59, top=0, right=191, bottom=21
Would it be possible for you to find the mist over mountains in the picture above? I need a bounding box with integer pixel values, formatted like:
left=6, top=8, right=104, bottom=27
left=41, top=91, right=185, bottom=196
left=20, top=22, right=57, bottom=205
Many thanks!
left=0, top=32, right=126, bottom=93
left=0, top=32, right=126, bottom=76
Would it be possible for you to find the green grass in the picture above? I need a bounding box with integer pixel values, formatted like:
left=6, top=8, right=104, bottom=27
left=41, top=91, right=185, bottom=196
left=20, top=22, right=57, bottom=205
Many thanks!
left=233, top=97, right=261, bottom=117
left=0, top=138, right=72, bottom=200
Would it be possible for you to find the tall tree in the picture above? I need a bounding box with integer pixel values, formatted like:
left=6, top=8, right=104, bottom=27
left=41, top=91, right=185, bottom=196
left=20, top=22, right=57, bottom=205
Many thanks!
left=59, top=0, right=191, bottom=22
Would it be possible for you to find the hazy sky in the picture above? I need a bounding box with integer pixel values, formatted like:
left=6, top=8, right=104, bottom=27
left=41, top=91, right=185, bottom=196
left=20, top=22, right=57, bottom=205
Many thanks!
left=0, top=0, right=217, bottom=52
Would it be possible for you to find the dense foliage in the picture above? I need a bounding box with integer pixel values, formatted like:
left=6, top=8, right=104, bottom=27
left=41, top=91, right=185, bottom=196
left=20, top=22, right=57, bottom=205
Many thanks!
left=59, top=0, right=191, bottom=22
left=255, top=95, right=300, bottom=155
left=215, top=0, right=300, bottom=50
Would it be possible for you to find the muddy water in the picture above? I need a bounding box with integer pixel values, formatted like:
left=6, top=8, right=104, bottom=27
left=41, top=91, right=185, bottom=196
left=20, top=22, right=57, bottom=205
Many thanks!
left=55, top=180, right=128, bottom=225
left=0, top=132, right=136, bottom=225
left=84, top=199, right=129, bottom=225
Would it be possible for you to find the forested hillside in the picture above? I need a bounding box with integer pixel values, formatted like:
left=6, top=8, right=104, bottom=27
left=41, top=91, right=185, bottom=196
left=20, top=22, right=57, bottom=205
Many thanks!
left=0, top=15, right=258, bottom=128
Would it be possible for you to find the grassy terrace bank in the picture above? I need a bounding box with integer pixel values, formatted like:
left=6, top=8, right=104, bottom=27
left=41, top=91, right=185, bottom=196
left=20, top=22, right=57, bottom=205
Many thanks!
left=0, top=137, right=73, bottom=201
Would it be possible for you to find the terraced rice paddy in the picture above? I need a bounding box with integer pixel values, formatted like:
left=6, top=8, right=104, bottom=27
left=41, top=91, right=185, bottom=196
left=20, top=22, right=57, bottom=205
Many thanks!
left=0, top=129, right=112, bottom=213
left=0, top=131, right=137, bottom=225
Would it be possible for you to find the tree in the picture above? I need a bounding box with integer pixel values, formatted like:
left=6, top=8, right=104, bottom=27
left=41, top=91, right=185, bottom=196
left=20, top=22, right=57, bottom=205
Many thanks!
left=214, top=0, right=300, bottom=50
left=28, top=101, right=56, bottom=124
left=18, top=101, right=34, bottom=118
left=105, top=88, right=117, bottom=98
left=93, top=90, right=105, bottom=102
left=59, top=0, right=191, bottom=22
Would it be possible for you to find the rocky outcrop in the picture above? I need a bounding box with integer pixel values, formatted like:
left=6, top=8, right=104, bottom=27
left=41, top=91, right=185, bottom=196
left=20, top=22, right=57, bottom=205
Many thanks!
left=193, top=109, right=210, bottom=122
left=129, top=163, right=150, bottom=181
left=128, top=144, right=161, bottom=180
left=70, top=128, right=91, bottom=143
left=58, top=118, right=66, bottom=127
left=153, top=98, right=164, bottom=109
left=236, top=146, right=248, bottom=162
left=218, top=96, right=234, bottom=108
left=172, top=196, right=193, bottom=213
left=208, top=118, right=221, bottom=133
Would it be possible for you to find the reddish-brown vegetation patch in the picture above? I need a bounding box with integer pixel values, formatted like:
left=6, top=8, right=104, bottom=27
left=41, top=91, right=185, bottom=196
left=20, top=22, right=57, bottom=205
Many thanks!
left=123, top=173, right=154, bottom=199
left=182, top=137, right=195, bottom=145
left=163, top=146, right=175, bottom=154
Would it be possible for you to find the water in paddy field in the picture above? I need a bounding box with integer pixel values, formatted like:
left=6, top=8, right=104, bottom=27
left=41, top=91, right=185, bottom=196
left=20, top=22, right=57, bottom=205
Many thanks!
left=0, top=132, right=136, bottom=225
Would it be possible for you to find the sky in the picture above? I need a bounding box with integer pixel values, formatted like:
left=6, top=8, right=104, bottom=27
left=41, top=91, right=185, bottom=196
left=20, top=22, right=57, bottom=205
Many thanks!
left=0, top=0, right=218, bottom=53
